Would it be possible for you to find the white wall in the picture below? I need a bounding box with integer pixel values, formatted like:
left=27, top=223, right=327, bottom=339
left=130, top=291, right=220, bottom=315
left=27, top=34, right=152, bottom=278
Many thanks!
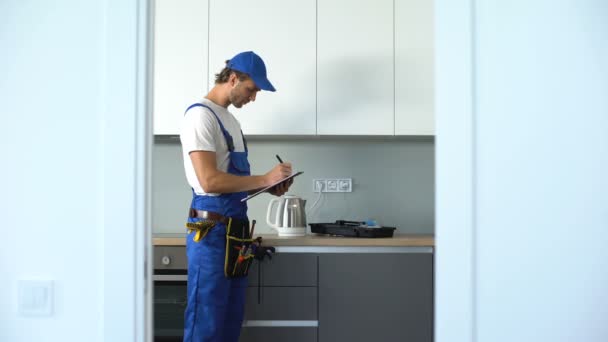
left=436, top=1, right=608, bottom=341
left=0, top=1, right=150, bottom=341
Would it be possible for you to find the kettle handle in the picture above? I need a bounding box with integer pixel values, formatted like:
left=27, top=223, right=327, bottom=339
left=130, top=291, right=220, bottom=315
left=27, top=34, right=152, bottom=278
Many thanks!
left=266, top=197, right=280, bottom=230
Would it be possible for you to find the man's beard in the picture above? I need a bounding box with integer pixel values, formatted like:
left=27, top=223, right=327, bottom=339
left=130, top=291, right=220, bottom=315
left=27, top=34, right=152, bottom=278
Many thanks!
left=229, top=92, right=247, bottom=108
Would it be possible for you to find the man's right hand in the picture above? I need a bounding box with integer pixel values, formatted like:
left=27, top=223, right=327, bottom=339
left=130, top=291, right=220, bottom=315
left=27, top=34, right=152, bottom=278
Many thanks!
left=265, top=162, right=292, bottom=185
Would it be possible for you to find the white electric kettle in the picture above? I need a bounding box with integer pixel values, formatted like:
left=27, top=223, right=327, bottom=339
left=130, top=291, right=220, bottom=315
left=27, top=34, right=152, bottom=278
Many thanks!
left=266, top=194, right=307, bottom=236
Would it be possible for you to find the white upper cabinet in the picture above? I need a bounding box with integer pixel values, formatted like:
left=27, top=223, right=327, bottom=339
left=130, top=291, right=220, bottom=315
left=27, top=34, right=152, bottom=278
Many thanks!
left=153, top=0, right=209, bottom=135
left=317, top=0, right=394, bottom=135
left=395, top=0, right=435, bottom=135
left=208, top=0, right=316, bottom=135
left=153, top=0, right=434, bottom=136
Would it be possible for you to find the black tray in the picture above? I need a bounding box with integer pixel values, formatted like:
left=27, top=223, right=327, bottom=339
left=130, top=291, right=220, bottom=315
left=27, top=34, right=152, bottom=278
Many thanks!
left=309, top=220, right=396, bottom=238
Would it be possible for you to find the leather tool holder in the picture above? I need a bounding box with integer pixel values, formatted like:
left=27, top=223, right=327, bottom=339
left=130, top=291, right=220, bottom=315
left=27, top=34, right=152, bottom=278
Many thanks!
left=224, top=218, right=255, bottom=278
left=186, top=209, right=229, bottom=243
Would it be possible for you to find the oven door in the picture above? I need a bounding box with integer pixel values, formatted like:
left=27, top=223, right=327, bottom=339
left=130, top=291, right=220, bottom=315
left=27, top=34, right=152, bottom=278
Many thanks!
left=154, top=271, right=187, bottom=342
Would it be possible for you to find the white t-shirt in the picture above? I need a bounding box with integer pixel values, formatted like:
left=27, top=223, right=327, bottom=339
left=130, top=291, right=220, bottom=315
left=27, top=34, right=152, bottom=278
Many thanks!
left=180, top=99, right=246, bottom=196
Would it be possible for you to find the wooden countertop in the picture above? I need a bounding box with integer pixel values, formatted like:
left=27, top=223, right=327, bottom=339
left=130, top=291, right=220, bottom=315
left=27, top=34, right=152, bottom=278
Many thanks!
left=153, top=233, right=434, bottom=247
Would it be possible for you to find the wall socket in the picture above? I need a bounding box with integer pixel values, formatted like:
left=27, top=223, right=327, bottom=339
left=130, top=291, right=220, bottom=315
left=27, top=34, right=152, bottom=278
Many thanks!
left=313, top=178, right=352, bottom=193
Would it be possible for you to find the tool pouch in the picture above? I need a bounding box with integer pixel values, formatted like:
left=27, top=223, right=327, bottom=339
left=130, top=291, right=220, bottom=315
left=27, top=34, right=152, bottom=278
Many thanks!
left=225, top=218, right=255, bottom=278
left=185, top=220, right=216, bottom=242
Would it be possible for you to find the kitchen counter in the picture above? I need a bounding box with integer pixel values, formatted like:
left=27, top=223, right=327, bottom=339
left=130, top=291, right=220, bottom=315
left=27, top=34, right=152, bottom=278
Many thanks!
left=153, top=233, right=434, bottom=247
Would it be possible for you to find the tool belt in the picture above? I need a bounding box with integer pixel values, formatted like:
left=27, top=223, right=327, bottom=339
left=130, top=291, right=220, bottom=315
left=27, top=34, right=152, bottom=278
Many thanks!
left=186, top=209, right=256, bottom=278
left=188, top=209, right=231, bottom=224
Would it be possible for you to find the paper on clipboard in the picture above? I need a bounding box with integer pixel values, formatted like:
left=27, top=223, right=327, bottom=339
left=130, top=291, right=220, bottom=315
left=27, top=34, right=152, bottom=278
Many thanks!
left=240, top=171, right=303, bottom=202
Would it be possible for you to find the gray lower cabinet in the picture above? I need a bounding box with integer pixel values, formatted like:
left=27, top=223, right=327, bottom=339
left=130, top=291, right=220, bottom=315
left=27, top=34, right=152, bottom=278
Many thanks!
left=318, top=253, right=433, bottom=342
left=241, top=251, right=433, bottom=342
left=241, top=253, right=318, bottom=342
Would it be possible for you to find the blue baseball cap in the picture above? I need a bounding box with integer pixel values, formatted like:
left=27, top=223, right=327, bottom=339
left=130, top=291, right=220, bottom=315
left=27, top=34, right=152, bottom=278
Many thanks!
left=227, top=51, right=276, bottom=92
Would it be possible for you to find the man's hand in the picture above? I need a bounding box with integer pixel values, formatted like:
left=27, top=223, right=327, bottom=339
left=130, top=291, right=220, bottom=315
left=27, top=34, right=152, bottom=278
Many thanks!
left=267, top=178, right=293, bottom=196
left=264, top=162, right=292, bottom=185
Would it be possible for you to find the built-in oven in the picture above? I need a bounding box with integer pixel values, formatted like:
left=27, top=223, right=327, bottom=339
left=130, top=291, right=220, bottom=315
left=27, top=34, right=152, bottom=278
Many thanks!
left=153, top=246, right=188, bottom=342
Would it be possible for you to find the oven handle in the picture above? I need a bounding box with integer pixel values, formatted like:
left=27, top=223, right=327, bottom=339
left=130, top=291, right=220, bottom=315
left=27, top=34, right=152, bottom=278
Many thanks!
left=153, top=274, right=188, bottom=282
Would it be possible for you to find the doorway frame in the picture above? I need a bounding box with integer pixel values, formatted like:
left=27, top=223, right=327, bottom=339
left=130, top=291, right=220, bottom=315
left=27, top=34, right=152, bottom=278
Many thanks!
left=434, top=0, right=476, bottom=341
left=103, top=0, right=153, bottom=340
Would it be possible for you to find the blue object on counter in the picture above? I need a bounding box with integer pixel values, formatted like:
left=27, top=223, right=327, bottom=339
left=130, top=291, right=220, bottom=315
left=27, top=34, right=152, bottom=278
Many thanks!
left=364, top=219, right=380, bottom=228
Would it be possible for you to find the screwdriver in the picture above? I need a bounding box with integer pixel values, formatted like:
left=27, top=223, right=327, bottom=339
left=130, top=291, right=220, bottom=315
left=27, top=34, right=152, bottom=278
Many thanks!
left=250, top=219, right=257, bottom=237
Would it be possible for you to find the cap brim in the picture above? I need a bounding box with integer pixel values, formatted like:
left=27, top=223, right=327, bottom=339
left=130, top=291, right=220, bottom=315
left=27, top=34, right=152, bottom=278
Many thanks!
left=252, top=76, right=276, bottom=92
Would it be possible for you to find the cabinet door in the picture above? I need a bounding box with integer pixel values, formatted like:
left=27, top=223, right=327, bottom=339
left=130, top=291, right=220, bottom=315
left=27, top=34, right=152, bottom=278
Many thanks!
left=317, top=0, right=394, bottom=135
left=319, top=253, right=433, bottom=342
left=208, top=0, right=316, bottom=135
left=248, top=254, right=317, bottom=286
left=153, top=0, right=209, bottom=135
left=395, top=0, right=435, bottom=135
left=261, top=253, right=317, bottom=286
left=245, top=287, right=317, bottom=320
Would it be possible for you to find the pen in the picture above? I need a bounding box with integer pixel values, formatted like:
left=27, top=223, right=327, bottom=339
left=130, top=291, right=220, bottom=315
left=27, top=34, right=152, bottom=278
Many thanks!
left=275, top=154, right=284, bottom=163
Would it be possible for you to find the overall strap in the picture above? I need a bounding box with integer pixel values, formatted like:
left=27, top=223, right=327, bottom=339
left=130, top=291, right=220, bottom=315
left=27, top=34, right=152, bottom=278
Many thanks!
left=185, top=103, right=249, bottom=153
left=185, top=103, right=235, bottom=151
left=241, top=130, right=248, bottom=153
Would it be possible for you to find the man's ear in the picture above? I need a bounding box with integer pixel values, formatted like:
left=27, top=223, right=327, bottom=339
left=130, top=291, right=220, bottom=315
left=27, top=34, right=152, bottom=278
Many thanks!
left=228, top=73, right=238, bottom=87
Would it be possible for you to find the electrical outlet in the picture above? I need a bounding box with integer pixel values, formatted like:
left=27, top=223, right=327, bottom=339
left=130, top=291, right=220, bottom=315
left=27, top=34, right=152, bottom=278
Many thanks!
left=313, top=179, right=326, bottom=192
left=313, top=178, right=353, bottom=192
left=326, top=179, right=338, bottom=191
left=18, top=280, right=54, bottom=316
left=338, top=178, right=352, bottom=192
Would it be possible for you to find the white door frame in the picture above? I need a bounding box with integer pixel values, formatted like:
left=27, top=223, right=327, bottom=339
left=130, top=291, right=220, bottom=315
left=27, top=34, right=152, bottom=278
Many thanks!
left=103, top=0, right=153, bottom=340
left=113, top=0, right=483, bottom=340
left=435, top=0, right=476, bottom=341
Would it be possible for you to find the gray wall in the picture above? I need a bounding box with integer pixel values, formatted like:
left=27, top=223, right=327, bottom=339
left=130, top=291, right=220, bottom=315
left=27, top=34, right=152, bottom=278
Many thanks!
left=153, top=137, right=434, bottom=234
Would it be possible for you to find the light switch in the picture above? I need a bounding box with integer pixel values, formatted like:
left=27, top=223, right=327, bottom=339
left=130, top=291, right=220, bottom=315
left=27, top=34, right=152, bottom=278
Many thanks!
left=18, top=280, right=54, bottom=316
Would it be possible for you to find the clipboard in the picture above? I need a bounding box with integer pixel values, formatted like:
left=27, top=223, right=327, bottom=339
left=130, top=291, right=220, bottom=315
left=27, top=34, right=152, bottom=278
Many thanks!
left=240, top=171, right=303, bottom=202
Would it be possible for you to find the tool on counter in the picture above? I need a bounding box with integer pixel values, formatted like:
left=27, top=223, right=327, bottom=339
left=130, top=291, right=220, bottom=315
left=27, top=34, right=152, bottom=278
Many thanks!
left=309, top=220, right=396, bottom=238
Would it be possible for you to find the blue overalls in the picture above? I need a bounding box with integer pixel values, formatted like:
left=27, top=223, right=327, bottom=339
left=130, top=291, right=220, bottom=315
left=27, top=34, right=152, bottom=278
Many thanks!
left=183, top=103, right=250, bottom=342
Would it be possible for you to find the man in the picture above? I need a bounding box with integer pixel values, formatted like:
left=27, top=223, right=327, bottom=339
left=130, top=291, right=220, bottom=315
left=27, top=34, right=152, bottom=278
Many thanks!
left=179, top=51, right=292, bottom=341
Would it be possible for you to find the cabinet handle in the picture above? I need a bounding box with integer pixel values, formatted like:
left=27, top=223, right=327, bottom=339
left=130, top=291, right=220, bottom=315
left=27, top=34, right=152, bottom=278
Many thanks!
left=242, top=320, right=319, bottom=327
left=258, top=262, right=262, bottom=304
left=153, top=274, right=188, bottom=282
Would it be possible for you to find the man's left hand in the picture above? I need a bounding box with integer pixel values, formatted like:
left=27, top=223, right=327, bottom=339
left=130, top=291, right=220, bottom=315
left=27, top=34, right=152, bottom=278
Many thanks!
left=267, top=178, right=293, bottom=196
